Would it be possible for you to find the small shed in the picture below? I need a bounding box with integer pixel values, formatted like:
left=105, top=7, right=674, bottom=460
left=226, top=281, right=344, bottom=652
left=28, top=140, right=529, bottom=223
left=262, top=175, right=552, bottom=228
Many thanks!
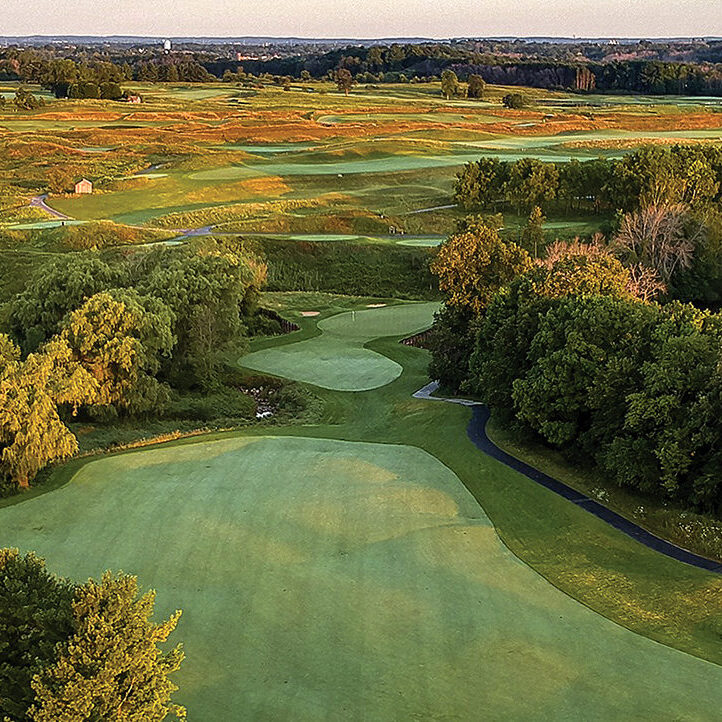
left=125, top=94, right=142, bottom=104
left=75, top=178, right=93, bottom=195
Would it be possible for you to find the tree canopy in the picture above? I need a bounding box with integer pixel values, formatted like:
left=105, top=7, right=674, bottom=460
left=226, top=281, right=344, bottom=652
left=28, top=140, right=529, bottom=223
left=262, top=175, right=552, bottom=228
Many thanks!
left=430, top=224, right=532, bottom=314
left=0, top=550, right=185, bottom=721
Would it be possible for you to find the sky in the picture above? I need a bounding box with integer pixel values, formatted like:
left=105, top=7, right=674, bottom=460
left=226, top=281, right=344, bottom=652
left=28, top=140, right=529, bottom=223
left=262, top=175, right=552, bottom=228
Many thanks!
left=2, top=0, right=720, bottom=39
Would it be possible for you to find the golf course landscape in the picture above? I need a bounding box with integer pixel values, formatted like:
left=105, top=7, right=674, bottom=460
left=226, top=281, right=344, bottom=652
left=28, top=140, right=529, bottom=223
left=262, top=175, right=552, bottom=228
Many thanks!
left=2, top=298, right=722, bottom=718
left=2, top=65, right=722, bottom=719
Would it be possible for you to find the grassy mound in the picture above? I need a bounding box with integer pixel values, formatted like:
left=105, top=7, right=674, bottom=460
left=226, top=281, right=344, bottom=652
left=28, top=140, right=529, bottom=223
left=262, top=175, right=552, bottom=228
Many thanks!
left=258, top=237, right=439, bottom=299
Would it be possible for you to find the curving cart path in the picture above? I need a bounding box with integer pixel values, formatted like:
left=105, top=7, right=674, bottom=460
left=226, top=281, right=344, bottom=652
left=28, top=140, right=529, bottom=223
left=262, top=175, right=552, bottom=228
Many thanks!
left=29, top=194, right=69, bottom=219
left=414, top=381, right=722, bottom=574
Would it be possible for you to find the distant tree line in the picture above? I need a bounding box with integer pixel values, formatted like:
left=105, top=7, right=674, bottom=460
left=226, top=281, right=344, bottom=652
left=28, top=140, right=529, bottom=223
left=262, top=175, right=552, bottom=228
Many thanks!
left=455, top=145, right=722, bottom=216
left=207, top=45, right=722, bottom=96
left=0, top=53, right=214, bottom=95
left=5, top=43, right=722, bottom=96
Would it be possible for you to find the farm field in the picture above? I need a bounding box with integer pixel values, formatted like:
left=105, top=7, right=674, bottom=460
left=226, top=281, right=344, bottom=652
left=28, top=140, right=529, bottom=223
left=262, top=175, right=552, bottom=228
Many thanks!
left=2, top=297, right=722, bottom=719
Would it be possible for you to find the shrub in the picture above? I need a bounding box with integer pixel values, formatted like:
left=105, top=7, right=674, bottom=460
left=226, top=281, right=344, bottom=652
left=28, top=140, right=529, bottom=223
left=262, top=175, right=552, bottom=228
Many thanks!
left=166, top=388, right=256, bottom=421
left=502, top=92, right=526, bottom=109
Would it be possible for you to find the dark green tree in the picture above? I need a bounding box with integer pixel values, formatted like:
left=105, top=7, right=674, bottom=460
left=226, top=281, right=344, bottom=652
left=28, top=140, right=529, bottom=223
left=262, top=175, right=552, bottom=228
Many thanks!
left=502, top=92, right=526, bottom=109
left=467, top=74, right=486, bottom=99
left=0, top=549, right=74, bottom=722
left=335, top=68, right=354, bottom=95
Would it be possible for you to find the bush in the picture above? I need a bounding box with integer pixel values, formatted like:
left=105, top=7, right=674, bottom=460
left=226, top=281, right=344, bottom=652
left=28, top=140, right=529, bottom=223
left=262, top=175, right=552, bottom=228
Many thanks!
left=244, top=308, right=287, bottom=337
left=99, top=82, right=123, bottom=100
left=502, top=92, right=526, bottom=109
left=272, top=383, right=315, bottom=416
left=68, top=82, right=101, bottom=99
left=166, top=388, right=256, bottom=421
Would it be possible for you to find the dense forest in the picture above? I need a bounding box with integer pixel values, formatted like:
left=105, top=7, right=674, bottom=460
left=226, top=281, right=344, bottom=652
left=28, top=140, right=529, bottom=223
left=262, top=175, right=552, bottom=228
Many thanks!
left=429, top=145, right=722, bottom=513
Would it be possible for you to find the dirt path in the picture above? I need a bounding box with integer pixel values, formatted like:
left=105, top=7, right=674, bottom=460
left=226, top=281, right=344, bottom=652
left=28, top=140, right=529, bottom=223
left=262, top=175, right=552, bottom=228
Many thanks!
left=403, top=203, right=456, bottom=215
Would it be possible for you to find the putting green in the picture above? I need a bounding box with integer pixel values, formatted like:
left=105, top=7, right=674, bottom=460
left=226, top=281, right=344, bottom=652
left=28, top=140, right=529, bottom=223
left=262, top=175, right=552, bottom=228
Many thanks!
left=396, top=236, right=445, bottom=247
left=240, top=302, right=439, bottom=390
left=2, top=435, right=721, bottom=719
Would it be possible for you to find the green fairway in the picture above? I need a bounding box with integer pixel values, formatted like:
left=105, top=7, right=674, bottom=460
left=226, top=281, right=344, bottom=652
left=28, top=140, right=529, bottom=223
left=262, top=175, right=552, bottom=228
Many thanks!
left=240, top=302, right=438, bottom=390
left=2, top=434, right=721, bottom=720
left=189, top=153, right=486, bottom=180
left=461, top=127, right=722, bottom=150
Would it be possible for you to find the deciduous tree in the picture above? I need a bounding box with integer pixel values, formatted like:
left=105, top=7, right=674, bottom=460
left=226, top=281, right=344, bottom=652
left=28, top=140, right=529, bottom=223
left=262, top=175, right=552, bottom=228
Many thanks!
left=0, top=549, right=74, bottom=722
left=467, top=74, right=486, bottom=99
left=613, top=203, right=700, bottom=282
left=440, top=69, right=460, bottom=100
left=521, top=205, right=545, bottom=257
left=335, top=68, right=354, bottom=95
left=61, top=290, right=174, bottom=415
left=430, top=224, right=532, bottom=314
left=0, top=338, right=97, bottom=488
left=29, top=573, right=185, bottom=721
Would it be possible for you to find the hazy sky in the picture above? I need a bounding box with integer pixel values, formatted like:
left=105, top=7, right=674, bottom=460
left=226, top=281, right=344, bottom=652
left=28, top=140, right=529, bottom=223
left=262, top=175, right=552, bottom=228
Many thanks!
left=3, top=0, right=720, bottom=39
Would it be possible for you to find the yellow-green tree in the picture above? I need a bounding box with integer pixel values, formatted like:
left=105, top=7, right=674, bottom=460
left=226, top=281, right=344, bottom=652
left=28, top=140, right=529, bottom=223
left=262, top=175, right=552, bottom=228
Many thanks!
left=0, top=338, right=97, bottom=488
left=440, top=69, right=460, bottom=99
left=430, top=225, right=532, bottom=314
left=29, top=573, right=185, bottom=721
left=532, top=239, right=638, bottom=300
left=0, top=332, right=20, bottom=370
left=521, top=205, right=545, bottom=258
left=61, top=290, right=174, bottom=415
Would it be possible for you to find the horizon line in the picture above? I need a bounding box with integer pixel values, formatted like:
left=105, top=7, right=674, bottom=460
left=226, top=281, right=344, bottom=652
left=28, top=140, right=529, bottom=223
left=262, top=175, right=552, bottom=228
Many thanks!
left=1, top=33, right=721, bottom=42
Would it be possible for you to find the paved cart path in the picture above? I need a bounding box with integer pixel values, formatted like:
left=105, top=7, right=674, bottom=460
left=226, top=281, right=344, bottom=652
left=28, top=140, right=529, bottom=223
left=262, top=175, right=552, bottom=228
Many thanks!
left=413, top=381, right=722, bottom=574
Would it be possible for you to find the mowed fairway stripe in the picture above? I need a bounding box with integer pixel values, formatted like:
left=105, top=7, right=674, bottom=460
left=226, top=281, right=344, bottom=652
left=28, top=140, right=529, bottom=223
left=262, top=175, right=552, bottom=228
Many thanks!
left=1, top=435, right=721, bottom=719
left=241, top=302, right=439, bottom=391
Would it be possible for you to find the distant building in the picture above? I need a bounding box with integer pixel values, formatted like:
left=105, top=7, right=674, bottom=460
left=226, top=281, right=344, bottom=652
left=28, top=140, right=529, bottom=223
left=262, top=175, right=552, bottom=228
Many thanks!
left=125, top=94, right=142, bottom=104
left=75, top=178, right=93, bottom=194
left=163, top=39, right=172, bottom=54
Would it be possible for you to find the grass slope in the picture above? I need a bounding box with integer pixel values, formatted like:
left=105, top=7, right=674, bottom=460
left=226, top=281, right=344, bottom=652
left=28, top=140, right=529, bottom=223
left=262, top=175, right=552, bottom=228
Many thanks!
left=2, top=435, right=722, bottom=719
